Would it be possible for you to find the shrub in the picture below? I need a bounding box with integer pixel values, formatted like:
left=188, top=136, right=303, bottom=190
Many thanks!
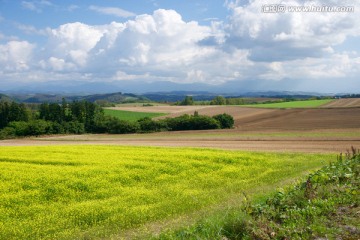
left=213, top=113, right=234, bottom=129
left=164, top=114, right=220, bottom=131
left=210, top=96, right=226, bottom=105
left=0, top=127, right=16, bottom=139
left=8, top=121, right=30, bottom=136
left=189, top=115, right=220, bottom=130
left=92, top=116, right=108, bottom=133
left=180, top=96, right=194, bottom=105
left=27, top=120, right=53, bottom=136
left=50, top=122, right=65, bottom=134
left=138, top=117, right=164, bottom=133
left=142, top=103, right=154, bottom=107
left=63, top=121, right=85, bottom=134
left=105, top=117, right=140, bottom=134
left=164, top=114, right=192, bottom=131
left=6, top=120, right=56, bottom=136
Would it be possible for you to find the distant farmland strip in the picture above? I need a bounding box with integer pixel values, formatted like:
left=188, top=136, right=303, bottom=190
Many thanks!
left=242, top=99, right=333, bottom=108
left=104, top=109, right=166, bottom=121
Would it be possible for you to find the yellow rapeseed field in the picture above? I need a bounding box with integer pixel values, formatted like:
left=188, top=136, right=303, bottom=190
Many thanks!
left=0, top=145, right=332, bottom=239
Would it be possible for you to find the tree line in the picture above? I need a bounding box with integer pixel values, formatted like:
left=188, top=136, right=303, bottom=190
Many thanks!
left=176, top=95, right=335, bottom=106
left=0, top=100, right=234, bottom=139
left=176, top=95, right=269, bottom=106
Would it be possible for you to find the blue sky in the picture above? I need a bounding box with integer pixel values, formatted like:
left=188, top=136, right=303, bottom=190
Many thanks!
left=0, top=0, right=360, bottom=93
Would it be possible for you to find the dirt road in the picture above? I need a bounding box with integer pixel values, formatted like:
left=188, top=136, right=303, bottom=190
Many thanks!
left=1, top=129, right=359, bottom=153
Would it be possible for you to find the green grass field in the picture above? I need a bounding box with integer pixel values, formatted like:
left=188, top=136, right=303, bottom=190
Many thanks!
left=103, top=109, right=166, bottom=121
left=242, top=99, right=333, bottom=108
left=0, top=145, right=332, bottom=239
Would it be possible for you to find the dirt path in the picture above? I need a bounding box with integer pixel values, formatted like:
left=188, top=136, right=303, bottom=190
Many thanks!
left=1, top=132, right=359, bottom=153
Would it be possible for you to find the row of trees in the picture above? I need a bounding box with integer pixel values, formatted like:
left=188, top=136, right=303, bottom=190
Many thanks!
left=210, top=96, right=258, bottom=105
left=174, top=95, right=252, bottom=106
left=138, top=112, right=234, bottom=132
left=0, top=100, right=103, bottom=138
left=178, top=95, right=265, bottom=106
left=179, top=95, right=329, bottom=106
left=38, top=100, right=101, bottom=132
left=0, top=100, right=234, bottom=139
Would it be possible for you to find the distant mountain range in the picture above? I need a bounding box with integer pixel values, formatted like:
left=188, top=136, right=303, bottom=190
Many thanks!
left=3, top=92, right=148, bottom=104
left=3, top=78, right=359, bottom=104
left=1, top=80, right=213, bottom=95
left=0, top=79, right=338, bottom=96
left=1, top=78, right=359, bottom=97
left=0, top=90, right=348, bottom=104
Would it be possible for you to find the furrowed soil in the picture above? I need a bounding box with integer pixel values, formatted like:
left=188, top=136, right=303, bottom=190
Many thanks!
left=2, top=105, right=359, bottom=153
left=321, top=98, right=360, bottom=108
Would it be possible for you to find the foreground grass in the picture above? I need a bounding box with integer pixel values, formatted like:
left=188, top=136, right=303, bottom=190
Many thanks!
left=155, top=149, right=359, bottom=240
left=242, top=99, right=333, bottom=108
left=0, top=146, right=331, bottom=239
left=104, top=109, right=166, bottom=121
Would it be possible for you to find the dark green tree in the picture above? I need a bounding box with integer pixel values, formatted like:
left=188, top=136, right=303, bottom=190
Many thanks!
left=9, top=102, right=29, bottom=122
left=213, top=113, right=234, bottom=129
left=180, top=96, right=194, bottom=105
left=70, top=101, right=86, bottom=123
left=0, top=102, right=29, bottom=129
left=138, top=117, right=164, bottom=132
left=61, top=98, right=68, bottom=122
left=189, top=115, right=220, bottom=130
left=84, top=101, right=96, bottom=131
left=39, top=103, right=50, bottom=121
left=0, top=102, right=10, bottom=129
left=48, top=103, right=62, bottom=122
left=210, top=96, right=226, bottom=105
left=105, top=117, right=140, bottom=134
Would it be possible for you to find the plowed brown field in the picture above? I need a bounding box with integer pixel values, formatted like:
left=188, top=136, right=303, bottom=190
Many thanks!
left=321, top=98, right=360, bottom=108
left=154, top=106, right=360, bottom=131
left=235, top=108, right=360, bottom=130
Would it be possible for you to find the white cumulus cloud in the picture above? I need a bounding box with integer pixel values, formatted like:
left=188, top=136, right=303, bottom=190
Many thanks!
left=1, top=5, right=360, bottom=92
left=0, top=41, right=35, bottom=71
left=44, top=22, right=104, bottom=68
left=225, top=0, right=360, bottom=62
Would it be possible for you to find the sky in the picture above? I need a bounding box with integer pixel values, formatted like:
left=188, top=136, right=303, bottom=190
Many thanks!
left=0, top=0, right=359, bottom=94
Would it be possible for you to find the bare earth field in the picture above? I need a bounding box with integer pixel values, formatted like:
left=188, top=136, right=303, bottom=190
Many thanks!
left=2, top=99, right=360, bottom=153
left=1, top=133, right=358, bottom=153
left=234, top=108, right=360, bottom=131
left=321, top=98, right=360, bottom=108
